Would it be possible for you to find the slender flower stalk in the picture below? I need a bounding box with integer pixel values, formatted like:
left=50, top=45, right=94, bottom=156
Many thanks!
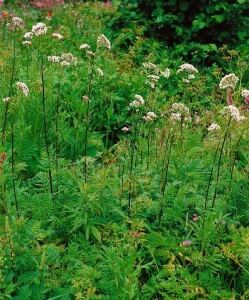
left=2, top=29, right=16, bottom=145
left=55, top=70, right=62, bottom=195
left=11, top=113, right=19, bottom=218
left=211, top=117, right=232, bottom=210
left=84, top=54, right=95, bottom=183
left=158, top=134, right=174, bottom=229
left=226, top=126, right=246, bottom=212
left=41, top=55, right=53, bottom=194
left=204, top=139, right=221, bottom=210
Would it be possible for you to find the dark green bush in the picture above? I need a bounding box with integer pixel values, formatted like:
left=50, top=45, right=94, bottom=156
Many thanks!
left=121, top=0, right=249, bottom=47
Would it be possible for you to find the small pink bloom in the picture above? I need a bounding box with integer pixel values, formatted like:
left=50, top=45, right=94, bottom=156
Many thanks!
left=192, top=217, right=198, bottom=221
left=227, top=98, right=233, bottom=105
left=36, top=245, right=41, bottom=249
left=182, top=240, right=191, bottom=246
left=244, top=97, right=249, bottom=105
left=134, top=232, right=139, bottom=237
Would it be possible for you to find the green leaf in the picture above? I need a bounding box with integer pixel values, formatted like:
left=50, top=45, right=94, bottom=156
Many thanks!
left=212, top=14, right=225, bottom=23
left=192, top=20, right=206, bottom=29
left=91, top=225, right=102, bottom=243
left=47, top=293, right=70, bottom=300
left=179, top=1, right=189, bottom=11
left=86, top=225, right=90, bottom=241
left=238, top=30, right=248, bottom=40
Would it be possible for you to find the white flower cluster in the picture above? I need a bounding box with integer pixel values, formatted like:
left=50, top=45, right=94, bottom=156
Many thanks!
left=82, top=95, right=90, bottom=102
left=52, top=33, right=63, bottom=40
left=143, top=111, right=157, bottom=122
left=48, top=56, right=61, bottom=63
left=142, top=63, right=160, bottom=74
left=129, top=94, right=145, bottom=108
left=32, top=22, right=47, bottom=36
left=97, top=34, right=111, bottom=50
left=12, top=17, right=24, bottom=29
left=3, top=97, right=11, bottom=103
left=170, top=103, right=191, bottom=122
left=161, top=68, right=170, bottom=79
left=177, top=63, right=198, bottom=74
left=23, top=41, right=31, bottom=46
left=147, top=75, right=159, bottom=82
left=79, top=44, right=90, bottom=49
left=170, top=113, right=182, bottom=122
left=219, top=74, right=239, bottom=90
left=171, top=103, right=190, bottom=114
left=121, top=126, right=129, bottom=133
left=24, top=32, right=33, bottom=39
left=60, top=53, right=77, bottom=66
left=143, top=62, right=170, bottom=88
left=208, top=123, right=220, bottom=132
left=17, top=82, right=29, bottom=97
left=97, top=68, right=104, bottom=76
left=221, top=105, right=247, bottom=122
left=177, top=63, right=198, bottom=83
left=241, top=89, right=249, bottom=98
left=86, top=51, right=95, bottom=57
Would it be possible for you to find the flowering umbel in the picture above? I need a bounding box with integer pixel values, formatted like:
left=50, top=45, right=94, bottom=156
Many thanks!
left=241, top=89, right=249, bottom=98
left=208, top=123, right=221, bottom=132
left=12, top=17, right=24, bottom=29
left=47, top=56, right=61, bottom=63
left=219, top=74, right=239, bottom=90
left=143, top=111, right=157, bottom=122
left=31, top=22, right=47, bottom=36
left=17, top=82, right=29, bottom=97
left=177, top=63, right=198, bottom=83
left=97, top=34, right=111, bottom=50
left=129, top=94, right=145, bottom=108
left=60, top=53, right=77, bottom=66
left=221, top=105, right=247, bottom=122
left=79, top=44, right=90, bottom=50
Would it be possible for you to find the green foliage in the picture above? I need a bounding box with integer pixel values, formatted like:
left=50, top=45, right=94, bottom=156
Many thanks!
left=114, top=0, right=249, bottom=62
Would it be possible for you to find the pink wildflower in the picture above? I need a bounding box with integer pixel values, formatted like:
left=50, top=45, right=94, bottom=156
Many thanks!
left=182, top=240, right=191, bottom=246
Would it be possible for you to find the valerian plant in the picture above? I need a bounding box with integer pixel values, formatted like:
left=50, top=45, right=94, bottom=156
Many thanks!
left=0, top=1, right=248, bottom=299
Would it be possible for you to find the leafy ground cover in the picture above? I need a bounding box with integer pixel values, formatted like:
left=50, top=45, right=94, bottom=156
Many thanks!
left=0, top=1, right=249, bottom=299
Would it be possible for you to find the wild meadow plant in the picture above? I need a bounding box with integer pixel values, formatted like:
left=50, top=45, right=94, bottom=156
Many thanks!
left=0, top=2, right=248, bottom=299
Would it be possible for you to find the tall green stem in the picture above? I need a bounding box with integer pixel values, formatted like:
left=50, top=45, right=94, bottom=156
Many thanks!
left=211, top=117, right=232, bottom=210
left=84, top=56, right=95, bottom=183
left=2, top=29, right=16, bottom=145
left=11, top=114, right=19, bottom=218
left=41, top=55, right=53, bottom=195
left=226, top=126, right=246, bottom=212
left=158, top=134, right=174, bottom=229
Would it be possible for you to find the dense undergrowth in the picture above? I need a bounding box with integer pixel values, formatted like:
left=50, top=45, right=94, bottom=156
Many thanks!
left=0, top=1, right=249, bottom=299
